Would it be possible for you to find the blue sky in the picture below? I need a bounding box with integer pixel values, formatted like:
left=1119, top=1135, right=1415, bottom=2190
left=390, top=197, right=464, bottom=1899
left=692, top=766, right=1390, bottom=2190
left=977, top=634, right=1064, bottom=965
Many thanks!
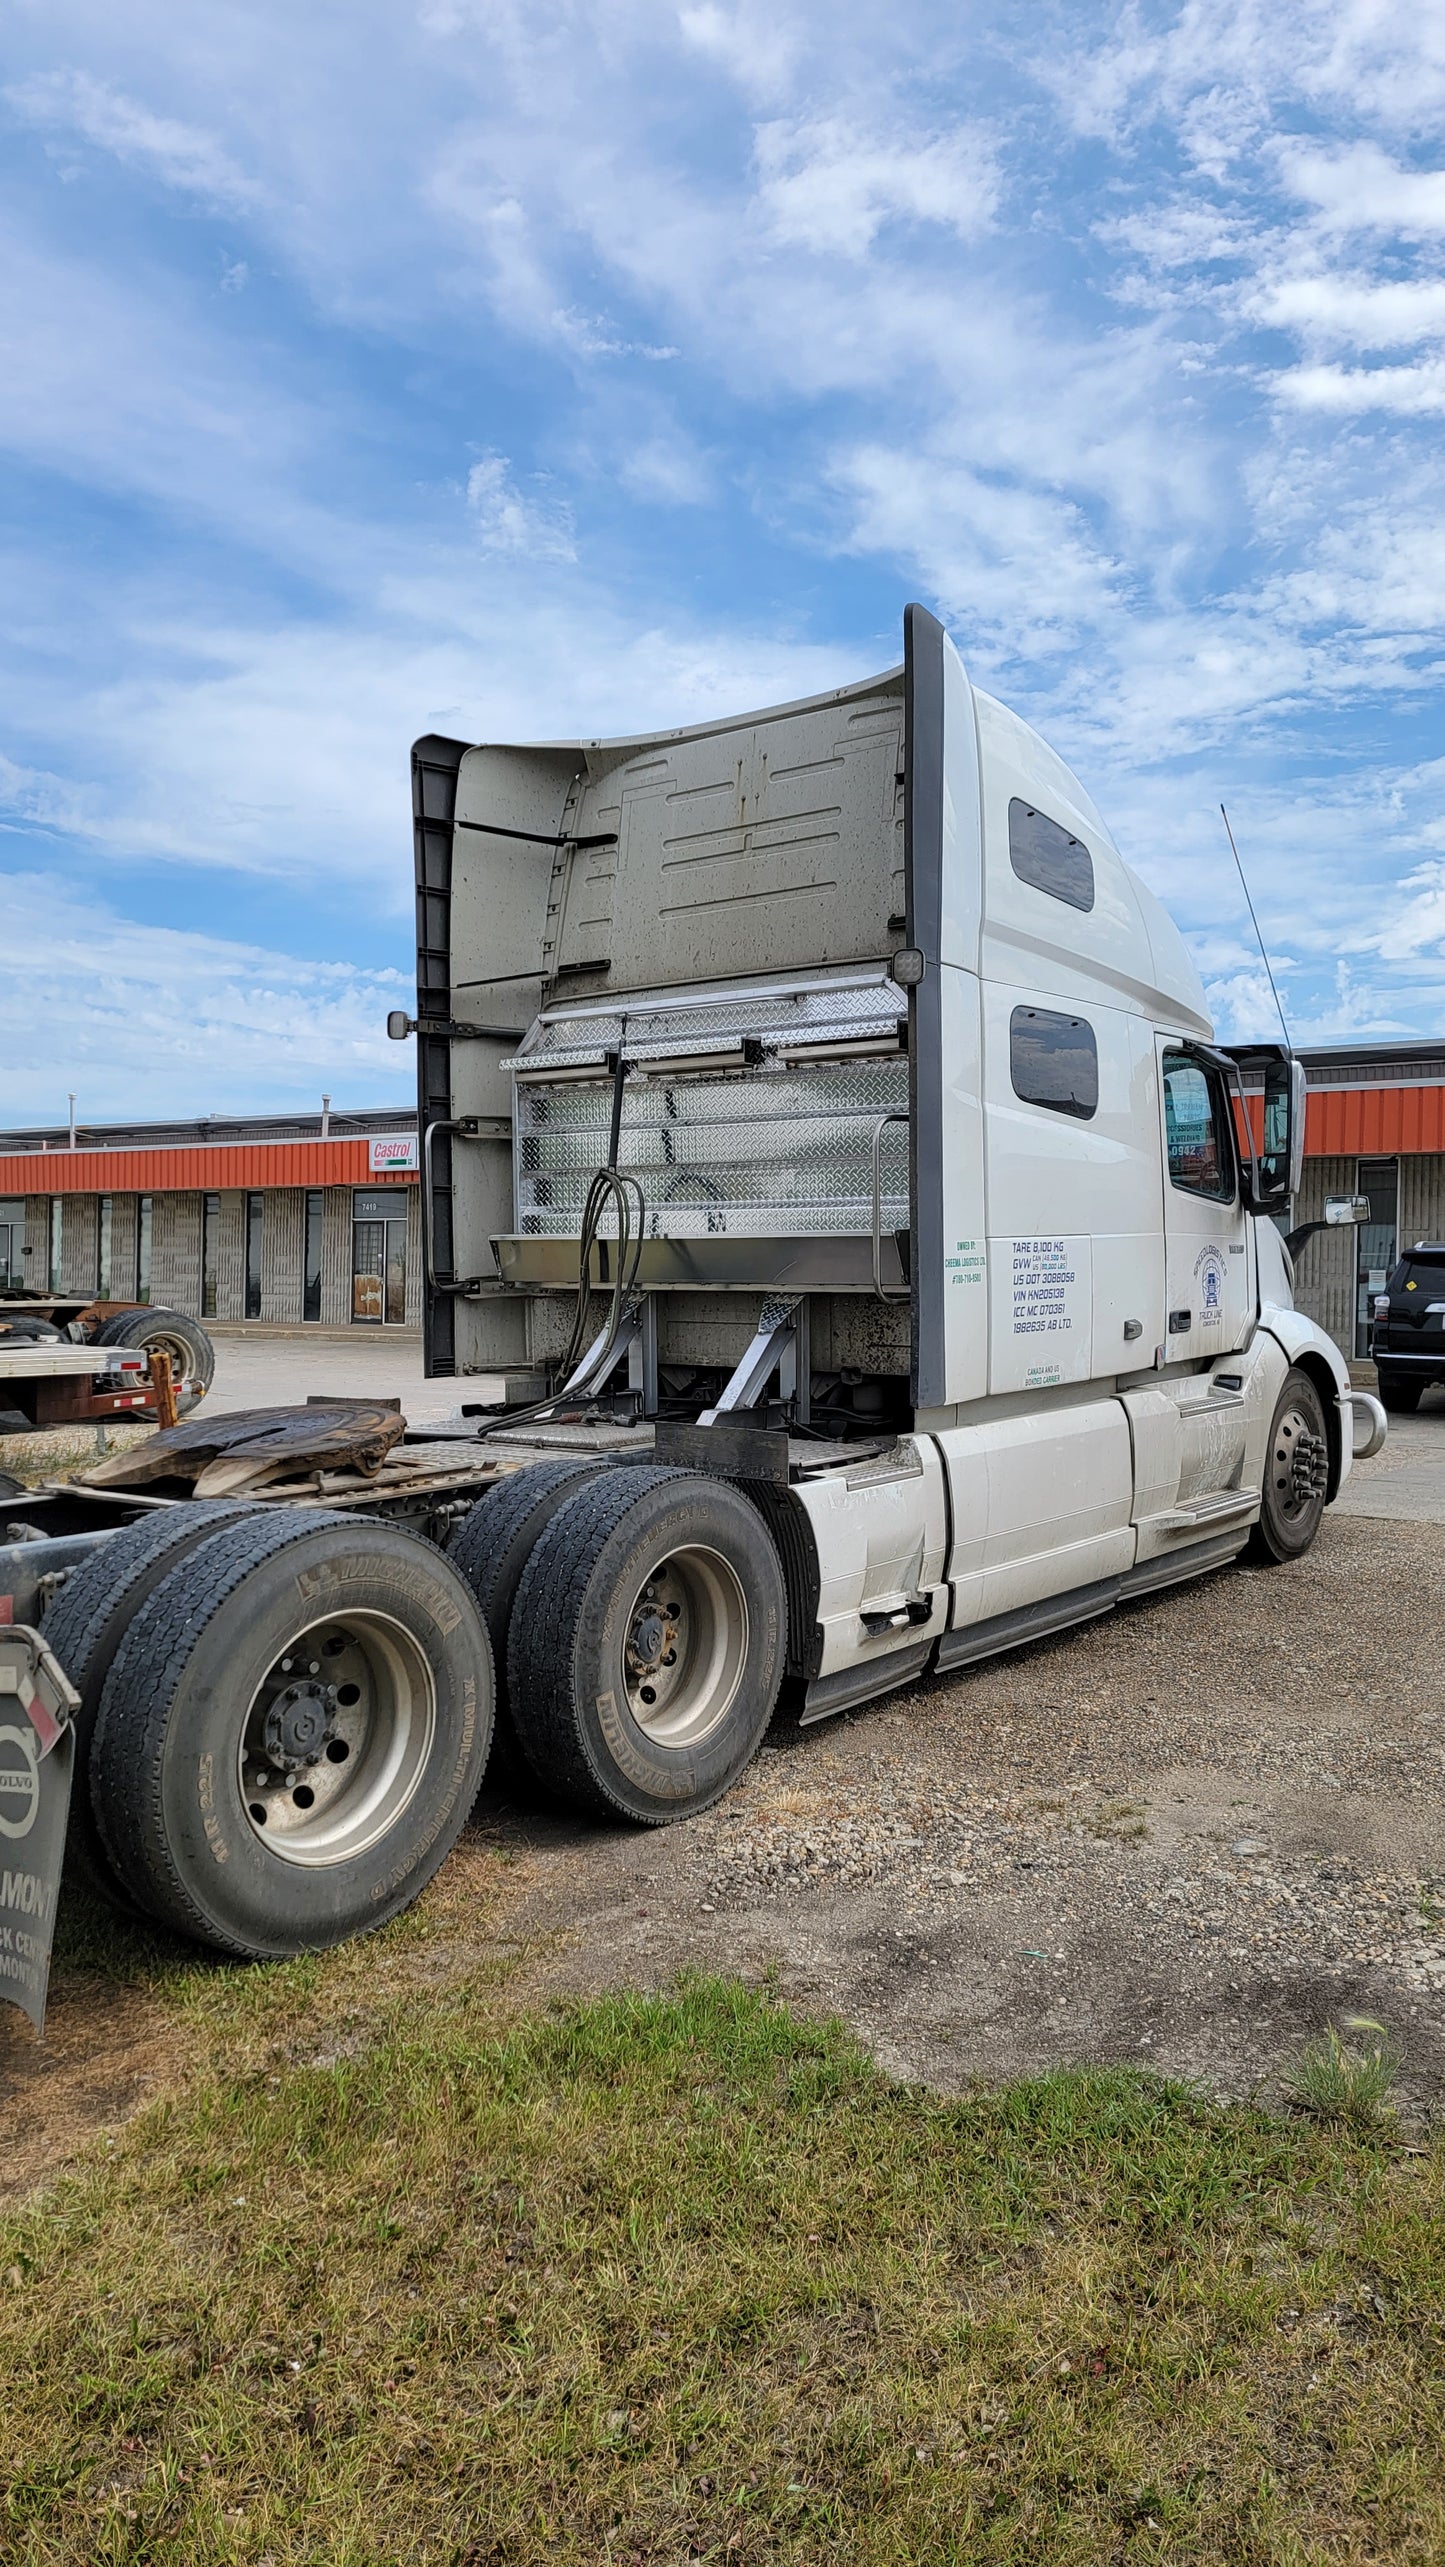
left=3, top=0, right=1445, bottom=1122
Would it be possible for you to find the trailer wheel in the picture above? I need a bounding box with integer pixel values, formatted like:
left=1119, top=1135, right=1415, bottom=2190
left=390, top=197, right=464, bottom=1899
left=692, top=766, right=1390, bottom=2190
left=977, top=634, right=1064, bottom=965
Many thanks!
left=1247, top=1367, right=1331, bottom=1565
left=39, top=1502, right=263, bottom=1906
left=447, top=1458, right=602, bottom=1742
left=89, top=1511, right=493, bottom=1957
left=507, top=1467, right=784, bottom=1823
left=95, top=1307, right=215, bottom=1410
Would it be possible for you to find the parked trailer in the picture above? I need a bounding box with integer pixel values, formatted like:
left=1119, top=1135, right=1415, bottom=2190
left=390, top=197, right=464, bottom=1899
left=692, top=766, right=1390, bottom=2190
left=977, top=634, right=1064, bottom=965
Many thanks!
left=0, top=607, right=1387, bottom=1999
left=0, top=1297, right=215, bottom=1422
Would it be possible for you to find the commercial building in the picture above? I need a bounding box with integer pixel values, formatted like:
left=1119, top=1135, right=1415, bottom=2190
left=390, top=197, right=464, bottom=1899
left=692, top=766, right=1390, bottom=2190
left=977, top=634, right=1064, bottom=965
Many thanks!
left=1286, top=1039, right=1445, bottom=1357
left=0, top=1109, right=421, bottom=1329
left=1, top=1039, right=1441, bottom=1355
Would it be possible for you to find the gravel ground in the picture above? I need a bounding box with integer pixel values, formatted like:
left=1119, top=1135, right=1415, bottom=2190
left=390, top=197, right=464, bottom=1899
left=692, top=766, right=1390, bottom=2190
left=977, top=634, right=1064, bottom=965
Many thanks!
left=5, top=1428, right=1442, bottom=2182
left=473, top=1500, right=1445, bottom=2115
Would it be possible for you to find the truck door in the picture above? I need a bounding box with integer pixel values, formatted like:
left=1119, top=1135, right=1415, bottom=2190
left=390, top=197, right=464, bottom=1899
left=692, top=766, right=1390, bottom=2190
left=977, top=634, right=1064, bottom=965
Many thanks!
left=1157, top=1042, right=1252, bottom=1364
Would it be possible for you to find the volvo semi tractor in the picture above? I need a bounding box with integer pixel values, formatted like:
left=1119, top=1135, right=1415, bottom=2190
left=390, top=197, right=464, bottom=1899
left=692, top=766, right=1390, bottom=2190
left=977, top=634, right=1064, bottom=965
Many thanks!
left=1, top=606, right=1382, bottom=1983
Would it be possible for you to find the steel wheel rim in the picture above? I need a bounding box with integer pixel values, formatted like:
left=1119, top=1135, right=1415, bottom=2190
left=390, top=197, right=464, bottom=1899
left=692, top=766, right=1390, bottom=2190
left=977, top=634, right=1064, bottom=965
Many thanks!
left=141, top=1328, right=195, bottom=1377
left=621, top=1545, right=748, bottom=1749
left=237, top=1610, right=436, bottom=1867
left=1270, top=1403, right=1327, bottom=1523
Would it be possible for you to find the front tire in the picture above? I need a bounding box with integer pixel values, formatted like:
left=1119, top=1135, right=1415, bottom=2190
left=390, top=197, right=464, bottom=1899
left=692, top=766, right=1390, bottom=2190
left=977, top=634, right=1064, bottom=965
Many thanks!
left=89, top=1511, right=493, bottom=1956
left=507, top=1467, right=785, bottom=1823
left=1246, top=1366, right=1331, bottom=1564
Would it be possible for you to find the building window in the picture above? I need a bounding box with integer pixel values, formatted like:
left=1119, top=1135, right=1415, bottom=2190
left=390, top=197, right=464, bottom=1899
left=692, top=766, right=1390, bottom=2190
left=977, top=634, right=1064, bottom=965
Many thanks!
left=47, top=1197, right=64, bottom=1291
left=136, top=1195, right=152, bottom=1304
left=303, top=1189, right=324, bottom=1323
left=98, top=1195, right=113, bottom=1297
left=1010, top=1006, right=1098, bottom=1120
left=1161, top=1051, right=1234, bottom=1202
left=1355, top=1156, right=1399, bottom=1359
left=1008, top=800, right=1095, bottom=912
left=245, top=1193, right=264, bottom=1320
left=201, top=1193, right=221, bottom=1318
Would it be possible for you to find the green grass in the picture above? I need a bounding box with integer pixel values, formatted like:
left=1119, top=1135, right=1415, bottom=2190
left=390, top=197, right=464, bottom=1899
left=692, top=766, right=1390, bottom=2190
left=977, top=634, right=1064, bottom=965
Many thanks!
left=1285, top=2020, right=1402, bottom=2131
left=3, top=1977, right=1443, bottom=2564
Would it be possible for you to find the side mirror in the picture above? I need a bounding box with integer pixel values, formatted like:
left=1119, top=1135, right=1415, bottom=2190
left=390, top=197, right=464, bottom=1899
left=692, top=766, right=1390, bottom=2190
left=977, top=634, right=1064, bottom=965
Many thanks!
left=1324, top=1193, right=1370, bottom=1225
left=1245, top=1053, right=1305, bottom=1213
left=386, top=1010, right=413, bottom=1041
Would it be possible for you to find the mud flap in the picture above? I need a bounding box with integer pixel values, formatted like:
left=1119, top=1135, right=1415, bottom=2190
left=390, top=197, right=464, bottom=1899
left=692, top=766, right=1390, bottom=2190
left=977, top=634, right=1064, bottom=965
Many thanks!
left=0, top=1627, right=80, bottom=2033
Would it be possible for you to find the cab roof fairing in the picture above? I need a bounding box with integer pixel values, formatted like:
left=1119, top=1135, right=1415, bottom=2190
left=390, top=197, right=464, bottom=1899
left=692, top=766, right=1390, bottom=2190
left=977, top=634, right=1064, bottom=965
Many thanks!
left=968, top=680, right=1212, bottom=1041
left=410, top=665, right=907, bottom=788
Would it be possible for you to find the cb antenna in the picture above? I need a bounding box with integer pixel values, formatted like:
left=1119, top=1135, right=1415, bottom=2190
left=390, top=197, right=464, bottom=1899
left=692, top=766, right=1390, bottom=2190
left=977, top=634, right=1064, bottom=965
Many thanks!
left=1220, top=803, right=1292, bottom=1052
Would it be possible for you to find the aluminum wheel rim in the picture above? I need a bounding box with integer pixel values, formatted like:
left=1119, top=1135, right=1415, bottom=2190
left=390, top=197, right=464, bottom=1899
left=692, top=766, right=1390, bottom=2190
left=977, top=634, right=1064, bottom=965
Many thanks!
left=237, top=1610, right=436, bottom=1867
left=621, top=1545, right=748, bottom=1750
left=1270, top=1403, right=1327, bottom=1523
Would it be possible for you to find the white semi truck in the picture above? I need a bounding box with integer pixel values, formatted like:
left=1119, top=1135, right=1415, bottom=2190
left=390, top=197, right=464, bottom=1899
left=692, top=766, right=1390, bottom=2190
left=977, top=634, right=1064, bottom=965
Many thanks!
left=0, top=607, right=1382, bottom=1987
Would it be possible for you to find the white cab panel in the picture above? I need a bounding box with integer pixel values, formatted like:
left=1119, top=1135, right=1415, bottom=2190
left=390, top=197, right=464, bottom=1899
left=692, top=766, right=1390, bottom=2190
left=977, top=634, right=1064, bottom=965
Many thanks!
left=939, top=960, right=988, bottom=1403
left=982, top=985, right=1163, bottom=1392
left=794, top=1439, right=948, bottom=1679
left=973, top=691, right=1189, bottom=1023
left=936, top=1400, right=1135, bottom=1630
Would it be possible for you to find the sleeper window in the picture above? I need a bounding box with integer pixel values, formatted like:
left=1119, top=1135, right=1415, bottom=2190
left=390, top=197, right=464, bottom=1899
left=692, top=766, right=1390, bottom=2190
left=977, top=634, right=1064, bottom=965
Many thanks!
left=1008, top=800, right=1094, bottom=912
left=1010, top=1006, right=1098, bottom=1120
left=1162, top=1050, right=1234, bottom=1201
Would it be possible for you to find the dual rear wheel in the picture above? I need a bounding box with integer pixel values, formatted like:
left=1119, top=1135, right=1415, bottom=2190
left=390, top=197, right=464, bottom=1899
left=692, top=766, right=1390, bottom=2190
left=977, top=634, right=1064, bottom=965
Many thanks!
left=45, top=1510, right=493, bottom=1957
left=42, top=1464, right=784, bottom=1957
left=449, top=1464, right=785, bottom=1823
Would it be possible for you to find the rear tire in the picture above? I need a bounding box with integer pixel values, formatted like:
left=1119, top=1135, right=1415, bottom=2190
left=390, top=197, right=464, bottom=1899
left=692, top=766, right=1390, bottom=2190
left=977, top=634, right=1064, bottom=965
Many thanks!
left=89, top=1511, right=493, bottom=1957
left=1377, top=1373, right=1423, bottom=1414
left=40, top=1502, right=263, bottom=1907
left=96, top=1307, right=216, bottom=1411
left=1246, top=1367, right=1331, bottom=1564
left=447, top=1458, right=603, bottom=1744
left=507, top=1466, right=785, bottom=1823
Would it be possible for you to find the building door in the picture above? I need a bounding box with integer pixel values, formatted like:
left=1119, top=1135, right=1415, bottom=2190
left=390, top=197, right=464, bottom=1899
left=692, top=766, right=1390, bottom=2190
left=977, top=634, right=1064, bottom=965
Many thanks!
left=351, top=1191, right=409, bottom=1324
left=0, top=1202, right=22, bottom=1290
left=1355, top=1157, right=1398, bottom=1357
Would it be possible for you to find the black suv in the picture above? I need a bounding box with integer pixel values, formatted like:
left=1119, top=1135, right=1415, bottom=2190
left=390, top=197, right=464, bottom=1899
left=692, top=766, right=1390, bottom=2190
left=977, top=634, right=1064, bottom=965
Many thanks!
left=1372, top=1242, right=1445, bottom=1411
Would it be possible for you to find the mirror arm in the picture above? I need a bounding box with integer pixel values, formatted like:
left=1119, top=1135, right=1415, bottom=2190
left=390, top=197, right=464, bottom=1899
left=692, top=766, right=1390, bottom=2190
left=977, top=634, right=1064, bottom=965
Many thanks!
left=1282, top=1219, right=1332, bottom=1261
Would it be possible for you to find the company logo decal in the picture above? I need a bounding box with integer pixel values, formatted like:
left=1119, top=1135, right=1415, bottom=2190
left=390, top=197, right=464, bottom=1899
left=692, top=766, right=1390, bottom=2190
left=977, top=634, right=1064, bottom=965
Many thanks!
left=1194, top=1244, right=1227, bottom=1324
left=0, top=1724, right=40, bottom=1841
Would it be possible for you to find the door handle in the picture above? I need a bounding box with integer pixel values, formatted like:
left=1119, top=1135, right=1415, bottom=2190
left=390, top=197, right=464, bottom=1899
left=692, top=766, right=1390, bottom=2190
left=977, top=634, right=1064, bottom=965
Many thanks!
left=1168, top=1307, right=1192, bottom=1333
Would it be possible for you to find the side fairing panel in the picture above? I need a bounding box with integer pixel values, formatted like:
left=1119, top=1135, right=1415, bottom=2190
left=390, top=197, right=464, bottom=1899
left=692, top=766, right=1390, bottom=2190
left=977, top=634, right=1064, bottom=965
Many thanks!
left=905, top=609, right=986, bottom=1411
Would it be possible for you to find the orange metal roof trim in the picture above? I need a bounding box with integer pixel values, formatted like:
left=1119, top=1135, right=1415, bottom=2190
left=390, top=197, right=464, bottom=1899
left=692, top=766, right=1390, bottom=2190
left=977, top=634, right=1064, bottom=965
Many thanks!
left=0, top=1140, right=420, bottom=1195
left=2, top=1087, right=1440, bottom=1198
left=1305, top=1086, right=1445, bottom=1158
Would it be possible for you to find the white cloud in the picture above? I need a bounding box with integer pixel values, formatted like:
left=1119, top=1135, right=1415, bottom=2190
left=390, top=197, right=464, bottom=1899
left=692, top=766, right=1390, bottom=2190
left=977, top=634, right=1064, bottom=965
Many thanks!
left=6, top=69, right=263, bottom=210
left=465, top=454, right=576, bottom=561
left=1370, top=859, right=1445, bottom=960
left=1274, top=357, right=1445, bottom=414
left=1279, top=142, right=1445, bottom=238
left=617, top=431, right=714, bottom=505
left=0, top=873, right=412, bottom=1122
left=753, top=114, right=997, bottom=258
left=676, top=2, right=803, bottom=104
left=1250, top=272, right=1445, bottom=350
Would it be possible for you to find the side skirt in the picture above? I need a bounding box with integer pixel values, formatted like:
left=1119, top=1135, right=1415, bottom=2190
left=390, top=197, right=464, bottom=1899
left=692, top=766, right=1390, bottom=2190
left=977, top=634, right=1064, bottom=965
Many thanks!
left=800, top=1528, right=1250, bottom=1719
